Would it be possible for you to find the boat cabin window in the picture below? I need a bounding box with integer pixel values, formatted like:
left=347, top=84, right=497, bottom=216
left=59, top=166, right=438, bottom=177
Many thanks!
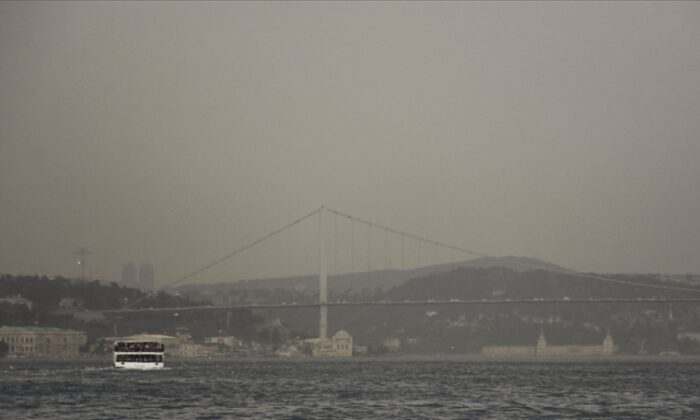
left=114, top=341, right=165, bottom=352
left=116, top=354, right=163, bottom=363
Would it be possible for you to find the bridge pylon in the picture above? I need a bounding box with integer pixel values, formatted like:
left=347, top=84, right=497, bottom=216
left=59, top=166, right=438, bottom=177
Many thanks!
left=319, top=206, right=328, bottom=339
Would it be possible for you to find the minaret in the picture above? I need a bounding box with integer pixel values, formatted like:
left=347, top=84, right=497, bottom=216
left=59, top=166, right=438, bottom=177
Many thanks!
left=603, top=330, right=614, bottom=355
left=319, top=206, right=328, bottom=339
left=536, top=326, right=547, bottom=355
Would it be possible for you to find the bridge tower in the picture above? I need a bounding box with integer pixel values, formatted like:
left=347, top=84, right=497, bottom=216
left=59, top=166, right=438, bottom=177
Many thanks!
left=319, top=206, right=328, bottom=339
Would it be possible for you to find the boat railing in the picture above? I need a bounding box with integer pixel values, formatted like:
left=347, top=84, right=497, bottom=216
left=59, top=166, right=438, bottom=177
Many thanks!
left=113, top=341, right=165, bottom=353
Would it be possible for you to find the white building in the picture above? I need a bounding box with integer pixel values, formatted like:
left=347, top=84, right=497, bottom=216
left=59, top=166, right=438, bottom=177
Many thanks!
left=307, top=330, right=354, bottom=357
left=482, top=331, right=616, bottom=357
left=382, top=337, right=401, bottom=353
left=0, top=295, right=33, bottom=311
left=0, top=326, right=86, bottom=357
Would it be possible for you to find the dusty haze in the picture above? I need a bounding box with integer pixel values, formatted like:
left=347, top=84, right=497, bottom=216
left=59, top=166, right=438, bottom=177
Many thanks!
left=1, top=2, right=699, bottom=285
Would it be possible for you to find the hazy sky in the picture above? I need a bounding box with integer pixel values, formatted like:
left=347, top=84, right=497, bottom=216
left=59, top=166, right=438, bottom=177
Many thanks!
left=1, top=2, right=699, bottom=285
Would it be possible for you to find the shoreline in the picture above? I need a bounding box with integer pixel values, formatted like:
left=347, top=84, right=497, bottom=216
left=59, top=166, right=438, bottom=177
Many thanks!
left=3, top=354, right=700, bottom=363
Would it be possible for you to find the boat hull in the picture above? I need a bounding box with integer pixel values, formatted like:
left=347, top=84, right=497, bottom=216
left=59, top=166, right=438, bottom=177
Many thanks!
left=113, top=340, right=165, bottom=370
left=113, top=361, right=164, bottom=370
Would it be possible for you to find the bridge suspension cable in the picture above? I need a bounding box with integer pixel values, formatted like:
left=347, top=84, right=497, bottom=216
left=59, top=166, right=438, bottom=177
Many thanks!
left=326, top=208, right=489, bottom=259
left=326, top=207, right=700, bottom=295
left=125, top=207, right=322, bottom=309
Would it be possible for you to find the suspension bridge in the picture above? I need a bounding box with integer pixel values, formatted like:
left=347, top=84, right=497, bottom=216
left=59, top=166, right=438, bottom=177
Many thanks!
left=103, top=206, right=700, bottom=339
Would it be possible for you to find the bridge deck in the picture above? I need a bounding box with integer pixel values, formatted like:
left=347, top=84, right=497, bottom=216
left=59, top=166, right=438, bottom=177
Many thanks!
left=103, top=298, right=700, bottom=316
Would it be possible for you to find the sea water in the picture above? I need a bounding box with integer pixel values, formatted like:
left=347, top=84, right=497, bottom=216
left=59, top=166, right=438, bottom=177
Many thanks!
left=1, top=359, right=699, bottom=419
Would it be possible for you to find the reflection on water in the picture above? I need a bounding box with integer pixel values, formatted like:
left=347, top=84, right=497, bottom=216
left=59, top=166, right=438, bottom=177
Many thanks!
left=2, top=360, right=699, bottom=419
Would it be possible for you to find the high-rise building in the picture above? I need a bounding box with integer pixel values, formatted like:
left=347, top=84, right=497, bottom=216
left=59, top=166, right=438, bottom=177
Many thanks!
left=139, top=263, right=155, bottom=290
left=121, top=262, right=137, bottom=288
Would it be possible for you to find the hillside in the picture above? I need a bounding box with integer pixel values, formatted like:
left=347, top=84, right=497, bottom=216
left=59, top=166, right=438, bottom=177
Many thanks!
left=381, top=267, right=700, bottom=301
left=0, top=274, right=197, bottom=311
left=258, top=267, right=700, bottom=355
left=176, top=256, right=568, bottom=297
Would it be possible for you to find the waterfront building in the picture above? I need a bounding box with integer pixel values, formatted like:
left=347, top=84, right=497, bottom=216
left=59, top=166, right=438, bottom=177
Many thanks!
left=0, top=295, right=33, bottom=311
left=0, top=326, right=86, bottom=357
left=535, top=330, right=616, bottom=357
left=307, top=330, right=354, bottom=357
left=204, top=336, right=239, bottom=347
left=332, top=330, right=353, bottom=357
left=58, top=297, right=83, bottom=311
left=481, top=331, right=616, bottom=357
left=382, top=337, right=401, bottom=353
left=353, top=345, right=368, bottom=356
left=481, top=345, right=535, bottom=357
left=275, top=342, right=305, bottom=358
left=54, top=297, right=84, bottom=317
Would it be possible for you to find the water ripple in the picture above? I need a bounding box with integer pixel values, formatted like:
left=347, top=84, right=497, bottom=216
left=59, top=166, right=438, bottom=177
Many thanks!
left=2, top=360, right=700, bottom=419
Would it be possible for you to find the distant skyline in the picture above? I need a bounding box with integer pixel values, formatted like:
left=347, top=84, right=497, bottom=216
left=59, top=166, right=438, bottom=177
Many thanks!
left=1, top=2, right=699, bottom=285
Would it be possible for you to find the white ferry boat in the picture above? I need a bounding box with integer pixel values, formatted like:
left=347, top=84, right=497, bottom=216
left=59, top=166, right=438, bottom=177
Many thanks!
left=113, top=340, right=165, bottom=370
